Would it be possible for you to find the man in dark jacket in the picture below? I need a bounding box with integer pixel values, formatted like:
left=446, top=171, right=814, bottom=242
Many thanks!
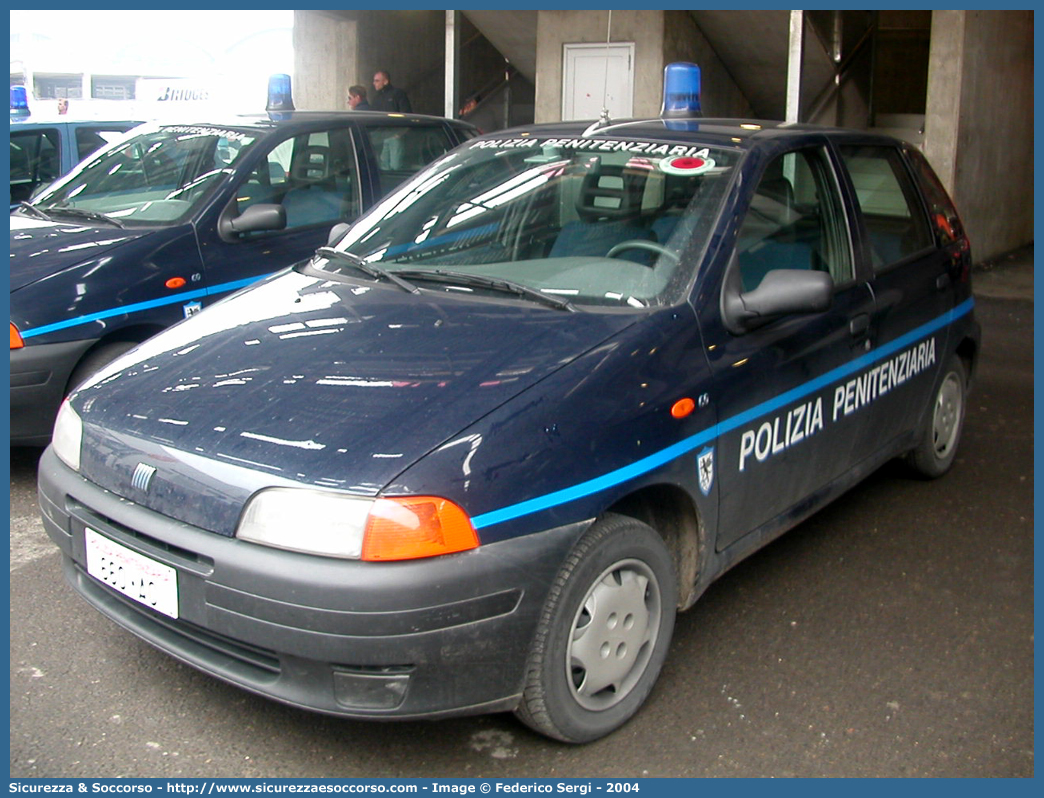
left=371, top=70, right=411, bottom=113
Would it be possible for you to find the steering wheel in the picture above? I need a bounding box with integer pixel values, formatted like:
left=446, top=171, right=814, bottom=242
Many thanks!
left=605, top=240, right=679, bottom=265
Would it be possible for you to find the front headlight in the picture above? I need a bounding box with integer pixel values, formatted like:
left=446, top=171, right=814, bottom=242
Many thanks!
left=237, top=489, right=478, bottom=561
left=52, top=400, right=83, bottom=472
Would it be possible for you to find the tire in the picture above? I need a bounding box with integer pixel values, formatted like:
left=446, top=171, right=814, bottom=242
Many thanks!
left=906, top=356, right=967, bottom=478
left=515, top=514, right=677, bottom=743
left=66, top=341, right=138, bottom=395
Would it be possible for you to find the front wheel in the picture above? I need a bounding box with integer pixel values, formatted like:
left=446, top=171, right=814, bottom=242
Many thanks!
left=66, top=340, right=139, bottom=395
left=515, top=514, right=677, bottom=743
left=906, top=356, right=968, bottom=478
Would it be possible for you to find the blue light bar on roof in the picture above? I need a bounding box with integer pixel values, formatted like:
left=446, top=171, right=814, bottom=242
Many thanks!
left=10, top=85, right=30, bottom=119
left=661, top=62, right=701, bottom=119
left=266, top=74, right=295, bottom=113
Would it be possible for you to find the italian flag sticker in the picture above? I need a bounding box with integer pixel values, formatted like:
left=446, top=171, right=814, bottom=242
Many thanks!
left=659, top=155, right=715, bottom=176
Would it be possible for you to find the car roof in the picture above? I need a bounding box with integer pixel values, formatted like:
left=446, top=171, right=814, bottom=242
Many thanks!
left=146, top=111, right=476, bottom=135
left=10, top=118, right=143, bottom=128
left=486, top=116, right=907, bottom=151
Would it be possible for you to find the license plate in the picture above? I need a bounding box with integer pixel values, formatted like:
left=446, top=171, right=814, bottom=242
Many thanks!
left=85, top=528, right=179, bottom=619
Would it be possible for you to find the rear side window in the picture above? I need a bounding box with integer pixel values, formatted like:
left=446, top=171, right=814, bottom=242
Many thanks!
left=839, top=145, right=934, bottom=271
left=905, top=146, right=965, bottom=247
left=361, top=125, right=455, bottom=196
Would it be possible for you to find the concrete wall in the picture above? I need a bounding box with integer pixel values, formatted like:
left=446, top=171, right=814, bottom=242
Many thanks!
left=534, top=10, right=751, bottom=123
left=924, top=10, right=1033, bottom=261
left=355, top=10, right=447, bottom=116
left=663, top=11, right=754, bottom=118
left=294, top=9, right=447, bottom=116
left=293, top=10, right=357, bottom=111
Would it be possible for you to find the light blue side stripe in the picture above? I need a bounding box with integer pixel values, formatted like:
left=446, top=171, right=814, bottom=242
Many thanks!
left=20, top=274, right=273, bottom=339
left=472, top=298, right=974, bottom=530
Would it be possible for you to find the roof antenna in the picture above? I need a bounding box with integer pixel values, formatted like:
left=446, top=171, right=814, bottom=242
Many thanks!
left=582, top=10, right=613, bottom=136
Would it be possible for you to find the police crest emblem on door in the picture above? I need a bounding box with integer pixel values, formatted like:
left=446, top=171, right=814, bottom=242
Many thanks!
left=697, top=447, right=714, bottom=496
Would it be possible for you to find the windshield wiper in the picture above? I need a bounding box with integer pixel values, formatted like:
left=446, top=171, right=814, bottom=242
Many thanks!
left=17, top=201, right=52, bottom=221
left=315, top=247, right=420, bottom=294
left=48, top=205, right=125, bottom=228
left=395, top=268, right=576, bottom=312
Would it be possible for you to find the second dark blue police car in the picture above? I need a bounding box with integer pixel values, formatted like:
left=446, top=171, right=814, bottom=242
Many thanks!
left=11, top=92, right=476, bottom=445
left=39, top=65, right=979, bottom=742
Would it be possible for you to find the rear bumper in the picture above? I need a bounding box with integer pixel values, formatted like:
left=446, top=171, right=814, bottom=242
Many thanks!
left=10, top=339, right=94, bottom=446
left=38, top=446, right=588, bottom=719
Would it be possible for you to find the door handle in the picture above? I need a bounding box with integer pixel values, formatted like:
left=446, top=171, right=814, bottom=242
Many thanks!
left=937, top=273, right=952, bottom=290
left=849, top=314, right=870, bottom=337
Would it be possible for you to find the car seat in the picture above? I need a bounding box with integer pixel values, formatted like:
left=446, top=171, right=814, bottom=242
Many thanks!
left=549, top=164, right=654, bottom=261
left=737, top=177, right=816, bottom=291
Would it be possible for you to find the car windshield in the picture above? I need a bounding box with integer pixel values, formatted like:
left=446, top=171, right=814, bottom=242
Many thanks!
left=319, top=135, right=740, bottom=309
left=29, top=124, right=259, bottom=225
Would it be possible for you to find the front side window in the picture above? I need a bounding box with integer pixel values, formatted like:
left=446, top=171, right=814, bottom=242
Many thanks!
left=838, top=145, right=934, bottom=270
left=235, top=127, right=360, bottom=229
left=736, top=147, right=853, bottom=292
left=74, top=126, right=133, bottom=162
left=320, top=137, right=741, bottom=310
left=31, top=124, right=259, bottom=225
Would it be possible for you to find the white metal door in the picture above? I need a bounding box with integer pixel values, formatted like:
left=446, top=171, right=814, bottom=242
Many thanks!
left=562, top=42, right=634, bottom=121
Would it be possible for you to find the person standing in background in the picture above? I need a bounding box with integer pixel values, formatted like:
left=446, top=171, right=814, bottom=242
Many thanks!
left=348, top=85, right=371, bottom=111
left=370, top=70, right=411, bottom=113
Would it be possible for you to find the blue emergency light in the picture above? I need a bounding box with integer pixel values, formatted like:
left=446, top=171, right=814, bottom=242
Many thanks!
left=661, top=62, right=701, bottom=118
left=266, top=73, right=295, bottom=113
left=10, top=85, right=30, bottom=120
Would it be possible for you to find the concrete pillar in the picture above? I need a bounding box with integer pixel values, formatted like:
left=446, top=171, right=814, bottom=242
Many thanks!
left=924, top=10, right=1033, bottom=260
left=785, top=11, right=804, bottom=123
left=293, top=10, right=358, bottom=111
left=445, top=11, right=460, bottom=119
left=923, top=11, right=964, bottom=192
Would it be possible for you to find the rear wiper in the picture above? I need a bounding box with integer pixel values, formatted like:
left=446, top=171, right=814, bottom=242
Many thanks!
left=315, top=247, right=420, bottom=294
left=17, top=201, right=52, bottom=221
left=395, top=268, right=576, bottom=312
left=48, top=205, right=125, bottom=228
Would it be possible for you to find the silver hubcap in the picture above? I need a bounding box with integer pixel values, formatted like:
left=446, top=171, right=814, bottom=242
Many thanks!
left=932, top=371, right=963, bottom=459
left=567, top=559, right=662, bottom=711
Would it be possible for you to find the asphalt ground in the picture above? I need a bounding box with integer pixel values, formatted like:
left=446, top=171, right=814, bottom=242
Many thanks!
left=8, top=251, right=1034, bottom=778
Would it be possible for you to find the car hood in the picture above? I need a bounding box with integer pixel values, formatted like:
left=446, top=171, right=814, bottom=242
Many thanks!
left=73, top=269, right=638, bottom=535
left=9, top=214, right=150, bottom=292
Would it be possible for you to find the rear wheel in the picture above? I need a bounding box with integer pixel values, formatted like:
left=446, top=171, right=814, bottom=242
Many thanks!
left=515, top=514, right=677, bottom=743
left=907, top=357, right=967, bottom=478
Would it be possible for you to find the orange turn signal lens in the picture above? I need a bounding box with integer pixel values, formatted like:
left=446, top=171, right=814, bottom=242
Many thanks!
left=10, top=323, right=24, bottom=350
left=165, top=276, right=187, bottom=289
left=361, top=496, right=478, bottom=561
left=671, top=397, right=696, bottom=419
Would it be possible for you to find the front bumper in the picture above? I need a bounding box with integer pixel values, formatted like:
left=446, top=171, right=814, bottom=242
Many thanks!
left=38, top=446, right=589, bottom=719
left=11, top=339, right=95, bottom=446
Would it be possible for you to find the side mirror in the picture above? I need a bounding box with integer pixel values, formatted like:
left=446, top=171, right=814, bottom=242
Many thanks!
left=721, top=264, right=833, bottom=334
left=327, top=222, right=351, bottom=246
left=223, top=203, right=287, bottom=236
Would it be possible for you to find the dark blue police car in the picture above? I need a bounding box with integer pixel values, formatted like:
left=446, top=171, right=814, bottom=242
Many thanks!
left=11, top=110, right=476, bottom=445
left=38, top=66, right=979, bottom=742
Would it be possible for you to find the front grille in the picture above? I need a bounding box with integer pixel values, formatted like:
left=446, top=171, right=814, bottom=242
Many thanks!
left=67, top=498, right=210, bottom=571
